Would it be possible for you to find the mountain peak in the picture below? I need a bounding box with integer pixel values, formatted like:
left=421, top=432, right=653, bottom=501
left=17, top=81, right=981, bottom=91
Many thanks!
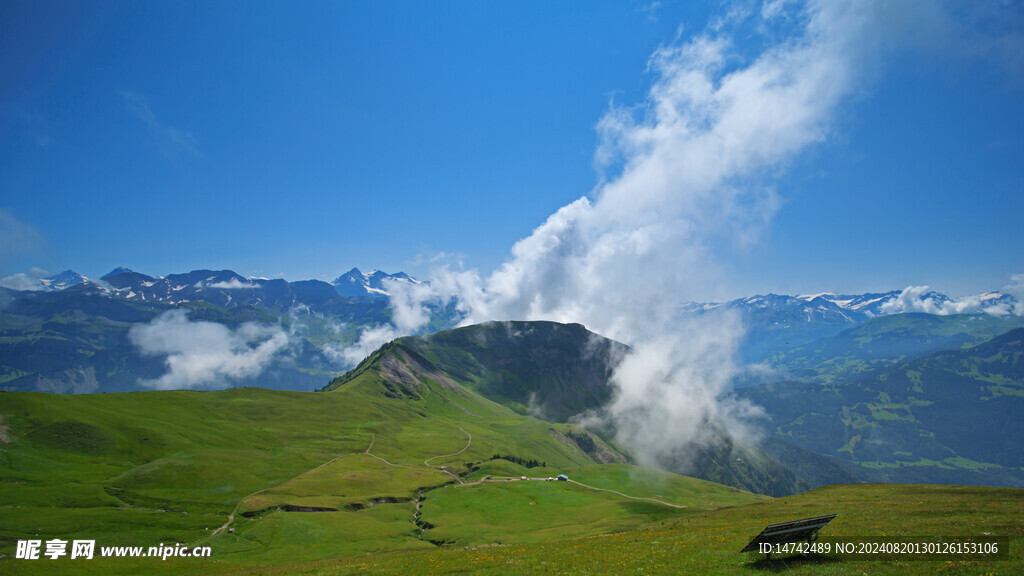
left=326, top=320, right=630, bottom=424
left=331, top=268, right=418, bottom=298
left=46, top=270, right=87, bottom=290
left=102, top=266, right=136, bottom=279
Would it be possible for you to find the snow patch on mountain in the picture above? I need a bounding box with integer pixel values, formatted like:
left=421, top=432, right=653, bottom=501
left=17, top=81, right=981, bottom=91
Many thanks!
left=331, top=267, right=421, bottom=298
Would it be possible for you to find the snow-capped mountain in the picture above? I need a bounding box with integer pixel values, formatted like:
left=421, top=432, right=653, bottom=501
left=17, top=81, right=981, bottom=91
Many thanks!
left=0, top=269, right=89, bottom=292
left=49, top=266, right=425, bottom=311
left=331, top=267, right=421, bottom=298
left=97, top=268, right=276, bottom=306
left=794, top=291, right=902, bottom=316
left=730, top=293, right=868, bottom=322
left=1, top=265, right=424, bottom=311
left=796, top=289, right=1019, bottom=317
left=688, top=294, right=869, bottom=361
left=687, top=289, right=1020, bottom=362
left=45, top=270, right=89, bottom=290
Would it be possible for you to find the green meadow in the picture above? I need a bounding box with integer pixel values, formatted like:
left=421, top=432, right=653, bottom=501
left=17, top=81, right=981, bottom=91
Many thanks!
left=1, top=358, right=1021, bottom=575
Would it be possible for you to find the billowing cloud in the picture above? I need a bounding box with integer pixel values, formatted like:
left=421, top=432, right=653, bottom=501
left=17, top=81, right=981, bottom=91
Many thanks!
left=1005, top=274, right=1024, bottom=316
left=340, top=0, right=1019, bottom=468
left=881, top=280, right=1024, bottom=317
left=129, top=309, right=290, bottom=390
left=321, top=277, right=447, bottom=366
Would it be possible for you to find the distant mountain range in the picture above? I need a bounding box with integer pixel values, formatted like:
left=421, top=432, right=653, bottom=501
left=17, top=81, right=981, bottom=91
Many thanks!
left=5, top=265, right=1017, bottom=331
left=687, top=290, right=1020, bottom=363
left=1, top=266, right=419, bottom=300
left=0, top=266, right=427, bottom=394
left=1, top=264, right=1021, bottom=396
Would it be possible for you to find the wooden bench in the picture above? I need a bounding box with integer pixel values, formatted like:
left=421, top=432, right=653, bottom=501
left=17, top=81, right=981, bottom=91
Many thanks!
left=740, top=514, right=838, bottom=559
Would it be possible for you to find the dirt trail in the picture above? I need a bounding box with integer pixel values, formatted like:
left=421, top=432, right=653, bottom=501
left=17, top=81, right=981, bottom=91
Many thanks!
left=455, top=476, right=687, bottom=509
left=423, top=426, right=472, bottom=466
left=363, top=432, right=422, bottom=469
left=422, top=425, right=472, bottom=484
left=568, top=479, right=687, bottom=508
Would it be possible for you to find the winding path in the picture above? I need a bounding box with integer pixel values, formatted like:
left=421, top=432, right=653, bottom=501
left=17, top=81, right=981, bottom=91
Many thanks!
left=567, top=479, right=688, bottom=509
left=423, top=426, right=472, bottom=467
left=455, top=476, right=687, bottom=509
left=422, top=425, right=472, bottom=484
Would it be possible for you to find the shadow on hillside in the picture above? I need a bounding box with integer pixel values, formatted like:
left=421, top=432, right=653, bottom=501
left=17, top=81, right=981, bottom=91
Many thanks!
left=745, top=553, right=842, bottom=571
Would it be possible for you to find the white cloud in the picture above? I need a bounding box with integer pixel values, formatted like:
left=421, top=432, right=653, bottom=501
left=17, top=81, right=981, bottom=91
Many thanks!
left=129, top=310, right=290, bottom=390
left=0, top=267, right=50, bottom=291
left=586, top=312, right=766, bottom=468
left=324, top=323, right=400, bottom=367
left=880, top=283, right=1023, bottom=317
left=1005, top=274, right=1024, bottom=316
left=205, top=279, right=260, bottom=290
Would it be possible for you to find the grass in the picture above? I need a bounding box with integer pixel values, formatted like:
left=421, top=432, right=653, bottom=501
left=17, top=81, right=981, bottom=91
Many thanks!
left=418, top=476, right=711, bottom=547
left=241, top=484, right=1023, bottom=576
left=235, top=453, right=452, bottom=514
left=216, top=503, right=435, bottom=564
left=0, top=373, right=757, bottom=573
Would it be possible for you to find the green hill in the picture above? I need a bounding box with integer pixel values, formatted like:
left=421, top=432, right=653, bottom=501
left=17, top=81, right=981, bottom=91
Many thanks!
left=326, top=320, right=628, bottom=423
left=744, top=328, right=1024, bottom=486
left=326, top=321, right=824, bottom=495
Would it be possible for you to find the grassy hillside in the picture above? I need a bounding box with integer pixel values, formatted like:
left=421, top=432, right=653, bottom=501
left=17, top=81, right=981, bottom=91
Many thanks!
left=363, top=320, right=629, bottom=423
left=301, top=483, right=1024, bottom=576
left=745, top=328, right=1024, bottom=486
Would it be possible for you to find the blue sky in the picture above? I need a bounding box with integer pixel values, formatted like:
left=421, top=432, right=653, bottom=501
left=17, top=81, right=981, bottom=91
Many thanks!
left=1, top=0, right=1022, bottom=299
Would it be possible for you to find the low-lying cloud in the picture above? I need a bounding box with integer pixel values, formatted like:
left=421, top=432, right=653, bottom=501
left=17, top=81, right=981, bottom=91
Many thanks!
left=129, top=309, right=290, bottom=390
left=0, top=267, right=50, bottom=291
left=881, top=281, right=1024, bottom=317
left=205, top=278, right=261, bottom=290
